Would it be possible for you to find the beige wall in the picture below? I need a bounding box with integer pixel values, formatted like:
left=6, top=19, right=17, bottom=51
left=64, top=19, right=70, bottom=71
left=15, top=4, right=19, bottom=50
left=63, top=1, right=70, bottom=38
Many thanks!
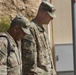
left=43, top=0, right=73, bottom=69
left=50, top=0, right=73, bottom=44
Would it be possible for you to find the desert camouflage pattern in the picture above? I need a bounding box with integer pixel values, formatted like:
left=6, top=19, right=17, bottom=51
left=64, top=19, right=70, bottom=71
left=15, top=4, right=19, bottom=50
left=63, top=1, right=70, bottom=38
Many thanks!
left=22, top=20, right=56, bottom=75
left=0, top=32, right=22, bottom=75
left=21, top=33, right=36, bottom=75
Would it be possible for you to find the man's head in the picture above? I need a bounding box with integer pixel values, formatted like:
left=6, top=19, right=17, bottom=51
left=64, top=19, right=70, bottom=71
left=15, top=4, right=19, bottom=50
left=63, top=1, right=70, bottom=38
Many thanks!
left=35, top=1, right=56, bottom=25
left=8, top=15, right=30, bottom=41
left=39, top=1, right=56, bottom=18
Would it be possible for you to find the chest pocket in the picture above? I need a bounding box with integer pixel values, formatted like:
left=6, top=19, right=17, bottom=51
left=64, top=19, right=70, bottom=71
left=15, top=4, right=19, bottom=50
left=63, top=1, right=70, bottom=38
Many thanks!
left=8, top=47, right=19, bottom=68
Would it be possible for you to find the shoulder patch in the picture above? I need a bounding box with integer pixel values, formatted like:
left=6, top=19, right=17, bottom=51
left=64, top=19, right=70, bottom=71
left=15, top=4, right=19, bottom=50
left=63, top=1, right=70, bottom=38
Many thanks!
left=24, top=40, right=31, bottom=47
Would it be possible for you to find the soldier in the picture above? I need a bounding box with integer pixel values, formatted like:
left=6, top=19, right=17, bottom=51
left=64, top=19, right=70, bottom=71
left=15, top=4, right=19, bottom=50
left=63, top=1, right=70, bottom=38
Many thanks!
left=0, top=15, right=29, bottom=75
left=22, top=1, right=56, bottom=75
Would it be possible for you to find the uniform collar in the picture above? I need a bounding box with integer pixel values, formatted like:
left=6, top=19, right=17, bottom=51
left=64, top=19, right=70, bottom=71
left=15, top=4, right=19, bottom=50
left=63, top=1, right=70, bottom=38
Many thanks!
left=5, top=32, right=14, bottom=41
left=32, top=19, right=45, bottom=32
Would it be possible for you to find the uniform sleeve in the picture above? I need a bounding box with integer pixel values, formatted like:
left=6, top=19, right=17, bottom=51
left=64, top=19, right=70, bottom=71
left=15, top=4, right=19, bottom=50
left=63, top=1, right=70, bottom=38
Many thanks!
left=48, top=42, right=57, bottom=75
left=21, top=34, right=36, bottom=73
left=0, top=37, right=8, bottom=75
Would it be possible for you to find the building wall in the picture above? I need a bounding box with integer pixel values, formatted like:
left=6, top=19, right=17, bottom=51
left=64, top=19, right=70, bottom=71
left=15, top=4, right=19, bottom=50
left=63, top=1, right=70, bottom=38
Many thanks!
left=51, top=0, right=72, bottom=44
left=45, top=0, right=73, bottom=68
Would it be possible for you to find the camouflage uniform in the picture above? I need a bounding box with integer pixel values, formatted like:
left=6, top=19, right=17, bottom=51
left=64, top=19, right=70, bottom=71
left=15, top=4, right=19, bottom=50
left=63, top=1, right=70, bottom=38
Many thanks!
left=22, top=20, right=56, bottom=75
left=21, top=32, right=36, bottom=75
left=0, top=32, right=22, bottom=75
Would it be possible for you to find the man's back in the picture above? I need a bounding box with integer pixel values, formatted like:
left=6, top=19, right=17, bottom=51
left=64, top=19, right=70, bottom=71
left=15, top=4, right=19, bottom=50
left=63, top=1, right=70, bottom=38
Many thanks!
left=0, top=32, right=22, bottom=75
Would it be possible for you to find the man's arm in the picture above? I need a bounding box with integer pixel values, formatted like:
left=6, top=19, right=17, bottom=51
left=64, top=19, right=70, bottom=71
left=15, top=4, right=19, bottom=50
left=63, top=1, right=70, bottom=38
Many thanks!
left=21, top=34, right=36, bottom=73
left=0, top=37, right=8, bottom=75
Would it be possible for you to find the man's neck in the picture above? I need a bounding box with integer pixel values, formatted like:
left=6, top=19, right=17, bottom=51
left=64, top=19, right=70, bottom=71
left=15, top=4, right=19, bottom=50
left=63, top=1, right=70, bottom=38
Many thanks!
left=33, top=17, right=43, bottom=26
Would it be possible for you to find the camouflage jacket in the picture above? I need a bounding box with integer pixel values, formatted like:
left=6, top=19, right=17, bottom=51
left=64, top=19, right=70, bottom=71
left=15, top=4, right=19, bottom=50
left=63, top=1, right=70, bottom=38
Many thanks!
left=0, top=32, right=22, bottom=75
left=21, top=32, right=36, bottom=75
left=22, top=20, right=56, bottom=75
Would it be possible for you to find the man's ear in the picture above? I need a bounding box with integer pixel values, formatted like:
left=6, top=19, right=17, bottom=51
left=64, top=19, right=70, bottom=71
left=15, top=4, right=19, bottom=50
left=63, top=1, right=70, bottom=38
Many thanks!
left=14, top=25, right=19, bottom=32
